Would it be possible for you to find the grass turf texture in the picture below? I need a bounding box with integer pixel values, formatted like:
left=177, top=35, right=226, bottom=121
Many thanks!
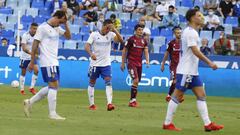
left=0, top=85, right=239, bottom=135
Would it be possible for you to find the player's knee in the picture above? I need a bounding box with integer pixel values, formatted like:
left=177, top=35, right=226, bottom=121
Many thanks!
left=89, top=82, right=95, bottom=87
left=105, top=80, right=112, bottom=86
left=197, top=96, right=206, bottom=101
left=171, top=96, right=180, bottom=104
left=133, top=78, right=139, bottom=85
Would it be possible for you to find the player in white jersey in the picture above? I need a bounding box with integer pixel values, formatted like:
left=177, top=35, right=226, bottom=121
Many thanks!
left=162, top=9, right=224, bottom=131
left=85, top=19, right=123, bottom=111
left=23, top=10, right=71, bottom=120
left=19, top=23, right=38, bottom=95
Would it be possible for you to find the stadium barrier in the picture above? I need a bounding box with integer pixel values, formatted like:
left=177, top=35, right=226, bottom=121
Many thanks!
left=0, top=57, right=239, bottom=97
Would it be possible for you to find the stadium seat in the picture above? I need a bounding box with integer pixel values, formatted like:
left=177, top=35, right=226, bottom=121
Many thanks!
left=58, top=40, right=64, bottom=49
left=21, top=15, right=34, bottom=23
left=213, top=31, right=222, bottom=39
left=0, top=7, right=13, bottom=14
left=179, top=15, right=186, bottom=23
left=223, top=24, right=233, bottom=34
left=31, top=0, right=44, bottom=9
left=125, top=20, right=138, bottom=28
left=2, top=22, right=15, bottom=30
left=175, top=0, right=181, bottom=7
left=34, top=16, right=46, bottom=24
left=160, top=28, right=173, bottom=37
left=118, top=12, right=130, bottom=22
left=80, top=26, right=90, bottom=34
left=71, top=33, right=82, bottom=40
left=73, top=17, right=85, bottom=25
left=151, top=28, right=160, bottom=37
left=105, top=11, right=119, bottom=19
left=77, top=41, right=85, bottom=50
left=208, top=38, right=215, bottom=48
left=0, top=14, right=7, bottom=23
left=194, top=0, right=203, bottom=7
left=7, top=15, right=18, bottom=23
left=152, top=36, right=166, bottom=53
left=6, top=1, right=18, bottom=8
left=200, top=30, right=213, bottom=40
left=225, top=17, right=239, bottom=27
left=131, top=13, right=142, bottom=21
left=152, top=21, right=162, bottom=29
left=181, top=0, right=193, bottom=8
left=121, top=28, right=134, bottom=36
left=26, top=8, right=39, bottom=17
left=69, top=24, right=80, bottom=34
left=160, top=45, right=167, bottom=53
left=0, top=30, right=14, bottom=37
left=145, top=21, right=152, bottom=29
left=79, top=10, right=88, bottom=18
left=177, top=7, right=189, bottom=16
left=64, top=40, right=77, bottom=49
left=39, top=8, right=51, bottom=16
left=82, top=35, right=89, bottom=41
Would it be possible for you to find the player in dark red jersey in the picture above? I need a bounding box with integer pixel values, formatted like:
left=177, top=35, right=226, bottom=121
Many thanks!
left=121, top=24, right=150, bottom=107
left=161, top=26, right=182, bottom=102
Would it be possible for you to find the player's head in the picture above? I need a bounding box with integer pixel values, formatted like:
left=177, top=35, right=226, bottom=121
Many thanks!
left=134, top=24, right=144, bottom=37
left=186, top=9, right=204, bottom=26
left=102, top=19, right=113, bottom=34
left=29, top=23, right=38, bottom=36
left=172, top=26, right=182, bottom=40
left=52, top=10, right=67, bottom=24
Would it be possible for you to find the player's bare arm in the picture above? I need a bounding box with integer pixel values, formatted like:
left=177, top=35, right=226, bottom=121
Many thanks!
left=63, top=22, right=71, bottom=39
left=85, top=43, right=96, bottom=60
left=110, top=24, right=123, bottom=43
left=21, top=43, right=31, bottom=55
left=190, top=46, right=217, bottom=70
left=121, top=47, right=127, bottom=71
left=144, top=47, right=149, bottom=67
left=161, top=51, right=169, bottom=72
left=28, top=39, right=40, bottom=71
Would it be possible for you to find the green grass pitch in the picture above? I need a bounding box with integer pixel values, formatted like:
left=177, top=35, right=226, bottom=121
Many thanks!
left=0, top=85, right=239, bottom=135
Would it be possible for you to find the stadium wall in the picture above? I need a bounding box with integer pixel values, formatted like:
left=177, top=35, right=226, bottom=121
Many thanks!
left=0, top=57, right=239, bottom=97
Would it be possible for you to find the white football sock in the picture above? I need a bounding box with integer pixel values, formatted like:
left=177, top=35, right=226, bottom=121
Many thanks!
left=106, top=86, right=113, bottom=104
left=164, top=99, right=179, bottom=125
left=19, top=75, right=25, bottom=90
left=88, top=86, right=95, bottom=105
left=29, top=86, right=48, bottom=106
left=197, top=100, right=211, bottom=126
left=30, top=74, right=38, bottom=89
left=48, top=88, right=57, bottom=116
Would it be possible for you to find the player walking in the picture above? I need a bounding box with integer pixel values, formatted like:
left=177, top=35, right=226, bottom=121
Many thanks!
left=19, top=23, right=39, bottom=95
left=24, top=10, right=71, bottom=120
left=85, top=19, right=123, bottom=111
left=121, top=24, right=149, bottom=107
left=162, top=9, right=224, bottom=131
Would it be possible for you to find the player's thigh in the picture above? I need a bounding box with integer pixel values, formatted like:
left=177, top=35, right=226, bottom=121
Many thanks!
left=19, top=59, right=29, bottom=75
left=136, top=66, right=142, bottom=82
left=41, top=66, right=60, bottom=88
left=192, top=86, right=206, bottom=98
left=100, top=66, right=112, bottom=80
left=173, top=89, right=184, bottom=101
left=127, top=64, right=139, bottom=82
left=170, top=69, right=177, bottom=83
left=88, top=66, right=100, bottom=80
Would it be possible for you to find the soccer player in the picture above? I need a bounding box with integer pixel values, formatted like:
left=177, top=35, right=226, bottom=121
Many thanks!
left=85, top=19, right=123, bottom=111
left=19, top=23, right=39, bottom=95
left=162, top=9, right=224, bottom=131
left=24, top=10, right=71, bottom=120
left=121, top=24, right=149, bottom=107
left=161, top=26, right=182, bottom=102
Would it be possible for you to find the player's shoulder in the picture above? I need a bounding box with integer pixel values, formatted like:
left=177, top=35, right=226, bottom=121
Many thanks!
left=183, top=27, right=198, bottom=37
left=22, top=32, right=29, bottom=37
left=90, top=31, right=99, bottom=36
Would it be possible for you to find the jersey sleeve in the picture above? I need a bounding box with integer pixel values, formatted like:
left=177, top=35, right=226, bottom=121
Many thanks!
left=167, top=41, right=173, bottom=53
left=124, top=37, right=133, bottom=49
left=58, top=26, right=65, bottom=36
left=34, top=26, right=44, bottom=42
left=110, top=31, right=116, bottom=41
left=186, top=31, right=198, bottom=47
left=144, top=39, right=148, bottom=48
left=87, top=32, right=94, bottom=45
left=21, top=33, right=27, bottom=44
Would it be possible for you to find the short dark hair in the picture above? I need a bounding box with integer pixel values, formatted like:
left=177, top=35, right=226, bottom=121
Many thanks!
left=1, top=38, right=7, bottom=41
left=134, top=24, right=144, bottom=31
left=103, top=19, right=113, bottom=26
left=186, top=9, right=199, bottom=22
left=53, top=10, right=66, bottom=19
left=31, top=23, right=38, bottom=27
left=169, top=5, right=175, bottom=9
left=110, top=14, right=116, bottom=19
left=172, top=26, right=182, bottom=31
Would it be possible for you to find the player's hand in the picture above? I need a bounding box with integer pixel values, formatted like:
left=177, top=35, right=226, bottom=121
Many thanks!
left=209, top=62, right=218, bottom=70
left=161, top=63, right=165, bottom=72
left=146, top=61, right=150, bottom=68
left=120, top=63, right=125, bottom=71
left=28, top=61, right=34, bottom=72
left=90, top=54, right=97, bottom=60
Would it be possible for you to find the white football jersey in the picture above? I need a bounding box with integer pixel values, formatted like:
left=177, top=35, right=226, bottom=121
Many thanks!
left=20, top=32, right=34, bottom=60
left=177, top=27, right=201, bottom=75
left=87, top=31, right=116, bottom=67
left=34, top=22, right=65, bottom=67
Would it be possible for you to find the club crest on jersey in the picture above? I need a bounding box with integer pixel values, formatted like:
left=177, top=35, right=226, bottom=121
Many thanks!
left=141, top=39, right=144, bottom=44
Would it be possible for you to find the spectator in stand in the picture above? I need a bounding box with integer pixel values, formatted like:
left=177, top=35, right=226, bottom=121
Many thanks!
left=213, top=31, right=232, bottom=55
left=61, top=2, right=74, bottom=21
left=83, top=4, right=98, bottom=32
left=203, top=0, right=219, bottom=11
left=96, top=13, right=104, bottom=31
left=162, top=5, right=179, bottom=28
left=200, top=38, right=212, bottom=56
left=203, top=8, right=224, bottom=31
left=219, top=0, right=234, bottom=18
left=234, top=43, right=240, bottom=56
left=233, top=0, right=240, bottom=26
left=80, top=0, right=99, bottom=11
left=97, top=0, right=108, bottom=14
left=110, top=14, right=122, bottom=31
left=65, top=0, right=80, bottom=15
left=7, top=36, right=21, bottom=57
left=155, top=1, right=170, bottom=21
left=134, top=0, right=145, bottom=14
left=144, top=0, right=157, bottom=22
left=107, top=0, right=118, bottom=11
left=123, top=0, right=136, bottom=13
left=49, top=0, right=63, bottom=13
left=1, top=38, right=8, bottom=47
left=138, top=16, right=152, bottom=52
left=0, top=0, right=5, bottom=8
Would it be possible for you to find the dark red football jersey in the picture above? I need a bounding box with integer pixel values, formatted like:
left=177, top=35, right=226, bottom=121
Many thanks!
left=167, top=39, right=181, bottom=71
left=125, top=36, right=148, bottom=67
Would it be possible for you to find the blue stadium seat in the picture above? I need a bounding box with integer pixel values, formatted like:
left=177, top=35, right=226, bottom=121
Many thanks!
left=125, top=20, right=137, bottom=28
left=118, top=12, right=131, bottom=22
left=71, top=33, right=82, bottom=40
left=145, top=21, right=152, bottom=29
left=31, top=0, right=44, bottom=9
left=0, top=14, right=7, bottom=23
left=21, top=15, right=34, bottom=23
left=34, top=16, right=46, bottom=24
left=39, top=8, right=51, bottom=16
left=200, top=30, right=213, bottom=40
left=179, top=15, right=186, bottom=23
left=2, top=22, right=15, bottom=30
left=58, top=40, right=64, bottom=49
left=152, top=36, right=166, bottom=53
left=160, top=28, right=173, bottom=37
left=64, top=40, right=77, bottom=49
left=0, top=30, right=14, bottom=37
left=69, top=24, right=80, bottom=34
left=225, top=17, right=239, bottom=27
left=77, top=41, right=86, bottom=50
left=82, top=34, right=89, bottom=41
left=7, top=14, right=18, bottom=23
left=26, top=8, right=39, bottom=17
left=194, top=0, right=203, bottom=7
left=177, top=7, right=189, bottom=16
left=131, top=13, right=142, bottom=21
left=15, top=23, right=29, bottom=31
left=160, top=45, right=167, bottom=53
left=0, top=7, right=13, bottom=14
left=79, top=10, right=88, bottom=17
left=151, top=28, right=160, bottom=37
left=6, top=1, right=18, bottom=8
left=80, top=26, right=90, bottom=34
left=213, top=31, right=222, bottom=39
left=73, top=17, right=85, bottom=25
left=181, top=0, right=193, bottom=8
left=121, top=28, right=134, bottom=36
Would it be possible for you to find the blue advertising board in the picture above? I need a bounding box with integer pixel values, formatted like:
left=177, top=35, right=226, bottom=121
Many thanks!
left=0, top=57, right=240, bottom=97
